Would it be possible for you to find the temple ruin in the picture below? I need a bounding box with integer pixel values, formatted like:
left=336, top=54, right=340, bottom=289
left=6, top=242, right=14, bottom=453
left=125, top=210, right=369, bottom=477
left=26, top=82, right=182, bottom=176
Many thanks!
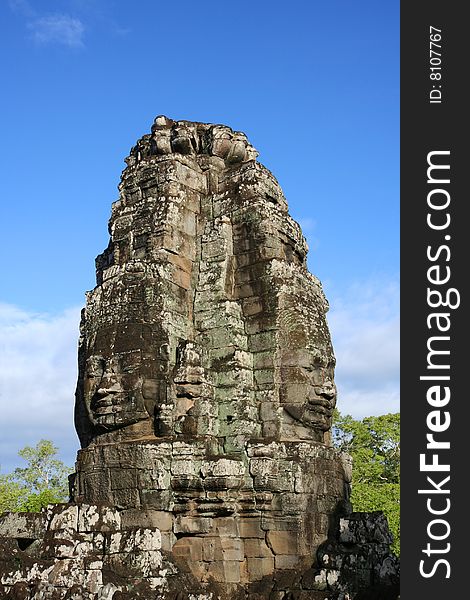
left=0, top=117, right=399, bottom=599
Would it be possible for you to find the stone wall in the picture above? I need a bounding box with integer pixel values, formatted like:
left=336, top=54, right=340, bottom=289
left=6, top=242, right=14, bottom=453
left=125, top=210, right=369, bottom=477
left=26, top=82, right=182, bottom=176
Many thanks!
left=0, top=505, right=398, bottom=599
left=73, top=440, right=348, bottom=587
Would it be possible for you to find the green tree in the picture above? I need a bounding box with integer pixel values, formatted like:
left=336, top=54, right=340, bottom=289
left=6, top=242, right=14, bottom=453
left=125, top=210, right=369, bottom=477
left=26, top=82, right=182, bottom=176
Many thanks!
left=333, top=411, right=400, bottom=554
left=0, top=477, right=24, bottom=513
left=0, top=440, right=72, bottom=513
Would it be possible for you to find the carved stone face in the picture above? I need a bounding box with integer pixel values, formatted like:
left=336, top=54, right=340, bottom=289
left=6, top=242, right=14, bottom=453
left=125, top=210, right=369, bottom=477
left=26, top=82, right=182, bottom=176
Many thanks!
left=83, top=351, right=156, bottom=430
left=170, top=124, right=198, bottom=155
left=280, top=351, right=337, bottom=432
left=277, top=283, right=338, bottom=437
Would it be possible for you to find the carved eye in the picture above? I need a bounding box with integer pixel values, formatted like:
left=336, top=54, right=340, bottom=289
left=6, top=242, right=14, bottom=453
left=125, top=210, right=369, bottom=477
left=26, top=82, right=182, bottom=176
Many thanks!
left=86, top=356, right=104, bottom=378
left=120, top=352, right=141, bottom=374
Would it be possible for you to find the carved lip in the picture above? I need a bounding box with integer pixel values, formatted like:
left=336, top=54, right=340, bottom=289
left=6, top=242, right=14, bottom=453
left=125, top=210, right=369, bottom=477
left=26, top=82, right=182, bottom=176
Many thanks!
left=94, top=407, right=114, bottom=416
left=307, top=398, right=334, bottom=415
left=92, top=394, right=122, bottom=414
left=308, top=397, right=333, bottom=406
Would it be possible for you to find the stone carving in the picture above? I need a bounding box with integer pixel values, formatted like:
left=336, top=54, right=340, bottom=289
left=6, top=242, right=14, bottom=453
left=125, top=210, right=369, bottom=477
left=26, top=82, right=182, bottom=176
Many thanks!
left=74, top=115, right=336, bottom=450
left=0, top=117, right=399, bottom=599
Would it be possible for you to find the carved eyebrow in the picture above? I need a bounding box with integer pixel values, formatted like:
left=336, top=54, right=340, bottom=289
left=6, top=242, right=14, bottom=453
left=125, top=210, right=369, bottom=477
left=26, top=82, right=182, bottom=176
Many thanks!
left=86, top=356, right=105, bottom=371
left=118, top=352, right=141, bottom=370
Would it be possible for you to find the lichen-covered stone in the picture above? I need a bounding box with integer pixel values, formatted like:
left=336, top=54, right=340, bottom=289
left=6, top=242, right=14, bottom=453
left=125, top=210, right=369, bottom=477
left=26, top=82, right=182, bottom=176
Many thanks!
left=74, top=117, right=336, bottom=449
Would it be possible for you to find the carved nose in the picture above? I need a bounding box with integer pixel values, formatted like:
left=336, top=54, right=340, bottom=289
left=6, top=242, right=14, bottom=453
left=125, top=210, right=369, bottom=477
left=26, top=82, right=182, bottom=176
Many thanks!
left=315, top=385, right=336, bottom=399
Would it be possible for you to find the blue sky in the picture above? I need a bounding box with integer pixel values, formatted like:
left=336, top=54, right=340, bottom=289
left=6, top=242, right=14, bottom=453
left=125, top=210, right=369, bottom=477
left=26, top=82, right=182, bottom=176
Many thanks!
left=0, top=1, right=399, bottom=472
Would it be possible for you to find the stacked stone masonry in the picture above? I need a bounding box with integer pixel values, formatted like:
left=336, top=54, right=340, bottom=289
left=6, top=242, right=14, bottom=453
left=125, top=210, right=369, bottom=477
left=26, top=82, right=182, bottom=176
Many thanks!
left=0, top=117, right=399, bottom=599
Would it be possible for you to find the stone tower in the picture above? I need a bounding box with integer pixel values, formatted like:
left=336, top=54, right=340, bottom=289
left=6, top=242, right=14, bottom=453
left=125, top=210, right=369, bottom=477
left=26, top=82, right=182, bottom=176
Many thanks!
left=0, top=118, right=399, bottom=600
left=72, top=115, right=345, bottom=575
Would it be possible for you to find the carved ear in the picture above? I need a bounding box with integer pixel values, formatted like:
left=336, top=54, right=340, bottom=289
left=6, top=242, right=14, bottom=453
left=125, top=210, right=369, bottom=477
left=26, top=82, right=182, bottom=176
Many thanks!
left=142, top=378, right=158, bottom=419
left=175, top=339, right=186, bottom=368
left=159, top=343, right=170, bottom=361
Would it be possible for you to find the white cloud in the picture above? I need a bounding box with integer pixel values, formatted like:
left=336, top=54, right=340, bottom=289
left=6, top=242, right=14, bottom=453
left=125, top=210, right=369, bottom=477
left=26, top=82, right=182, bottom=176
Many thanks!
left=8, top=0, right=35, bottom=18
left=0, top=303, right=82, bottom=473
left=9, top=1, right=86, bottom=47
left=327, top=278, right=400, bottom=419
left=28, top=14, right=85, bottom=47
left=298, top=217, right=317, bottom=233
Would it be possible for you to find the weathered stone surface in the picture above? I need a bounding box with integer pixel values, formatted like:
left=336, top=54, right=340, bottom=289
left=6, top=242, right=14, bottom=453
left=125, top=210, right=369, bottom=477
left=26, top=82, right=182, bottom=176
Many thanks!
left=0, top=512, right=45, bottom=539
left=314, top=512, right=400, bottom=599
left=74, top=117, right=335, bottom=449
left=0, top=117, right=399, bottom=599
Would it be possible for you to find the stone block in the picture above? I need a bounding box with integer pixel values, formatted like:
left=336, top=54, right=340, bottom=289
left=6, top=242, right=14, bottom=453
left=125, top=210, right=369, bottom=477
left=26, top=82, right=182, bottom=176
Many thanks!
left=174, top=516, right=213, bottom=534
left=200, top=536, right=220, bottom=561
left=207, top=560, right=241, bottom=583
left=259, top=401, right=280, bottom=423
left=219, top=536, right=244, bottom=561
left=48, top=505, right=79, bottom=532
left=261, top=515, right=300, bottom=533
left=266, top=530, right=300, bottom=555
left=171, top=476, right=204, bottom=493
left=214, top=516, right=240, bottom=537
left=92, top=532, right=105, bottom=553
left=253, top=368, right=275, bottom=385
left=0, top=512, right=45, bottom=539
left=172, top=536, right=204, bottom=561
left=249, top=457, right=276, bottom=477
left=200, top=458, right=246, bottom=478
left=248, top=331, right=277, bottom=352
left=137, top=467, right=171, bottom=490
left=109, top=468, right=137, bottom=490
left=272, top=492, right=306, bottom=516
left=121, top=509, right=173, bottom=531
left=262, top=422, right=279, bottom=437
left=42, top=532, right=85, bottom=560
left=47, top=558, right=86, bottom=587
left=171, top=459, right=201, bottom=477
left=246, top=556, right=275, bottom=580
left=274, top=554, right=301, bottom=570
left=112, top=487, right=140, bottom=509
left=84, top=568, right=103, bottom=594
left=239, top=518, right=265, bottom=539
left=104, top=549, right=162, bottom=578
left=139, top=489, right=174, bottom=510
left=339, top=513, right=394, bottom=545
left=78, top=504, right=121, bottom=532
left=247, top=441, right=283, bottom=458
left=175, top=161, right=207, bottom=193
left=108, top=528, right=161, bottom=554
left=160, top=530, right=176, bottom=552
left=202, top=476, right=245, bottom=492
left=169, top=265, right=192, bottom=289
left=241, top=296, right=264, bottom=316
left=253, top=472, right=295, bottom=493
left=244, top=538, right=272, bottom=558
left=81, top=473, right=114, bottom=504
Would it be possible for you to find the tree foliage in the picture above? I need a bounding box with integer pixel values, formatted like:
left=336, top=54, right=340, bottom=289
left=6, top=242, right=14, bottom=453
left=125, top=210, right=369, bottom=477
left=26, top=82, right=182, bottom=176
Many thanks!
left=333, top=411, right=400, bottom=554
left=0, top=440, right=72, bottom=513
